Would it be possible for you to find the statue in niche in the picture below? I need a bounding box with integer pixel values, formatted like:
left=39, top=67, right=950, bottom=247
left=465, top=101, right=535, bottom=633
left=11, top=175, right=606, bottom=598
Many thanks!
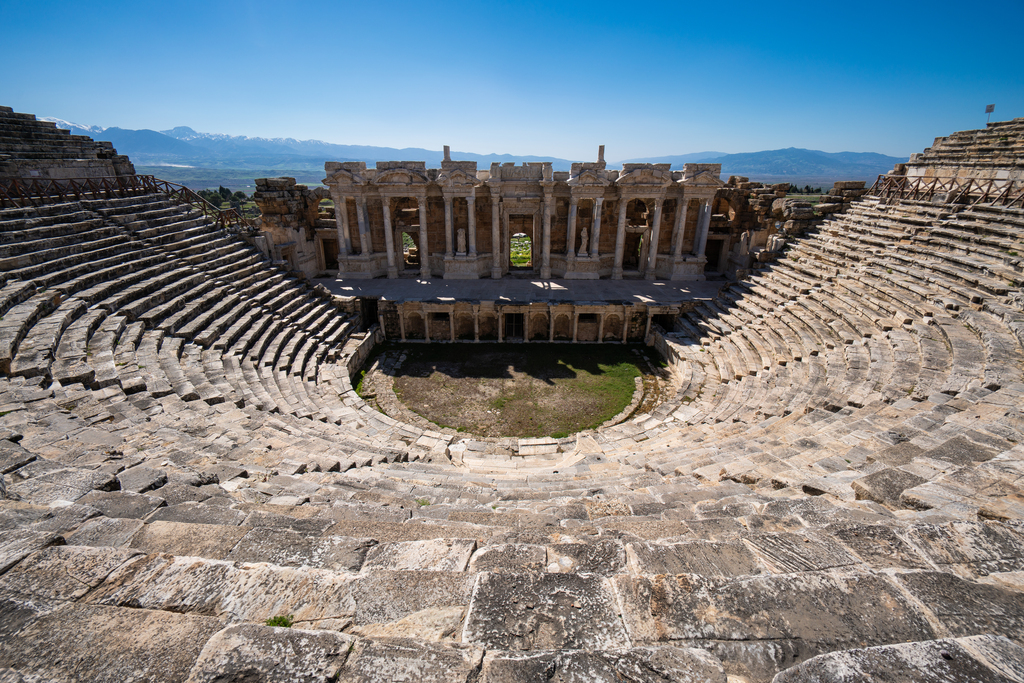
left=457, top=227, right=467, bottom=255
left=737, top=229, right=751, bottom=256
left=578, top=227, right=589, bottom=257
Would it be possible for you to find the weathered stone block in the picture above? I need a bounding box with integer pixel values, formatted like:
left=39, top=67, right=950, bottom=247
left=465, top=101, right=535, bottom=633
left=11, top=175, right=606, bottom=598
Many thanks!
left=852, top=468, right=928, bottom=506
left=468, top=543, right=546, bottom=573
left=463, top=572, right=628, bottom=651
left=626, top=539, right=761, bottom=577
left=773, top=635, right=1024, bottom=683
left=0, top=544, right=141, bottom=601
left=895, top=570, right=1024, bottom=638
left=340, top=637, right=484, bottom=683
left=64, top=516, right=145, bottom=547
left=116, top=466, right=167, bottom=493
left=614, top=571, right=937, bottom=680
left=0, top=529, right=63, bottom=575
left=362, top=538, right=476, bottom=572
left=227, top=529, right=376, bottom=570
left=130, top=521, right=249, bottom=560
left=480, top=646, right=727, bottom=683
left=76, top=490, right=165, bottom=519
left=922, top=435, right=998, bottom=465
left=184, top=623, right=355, bottom=683
left=0, top=603, right=222, bottom=683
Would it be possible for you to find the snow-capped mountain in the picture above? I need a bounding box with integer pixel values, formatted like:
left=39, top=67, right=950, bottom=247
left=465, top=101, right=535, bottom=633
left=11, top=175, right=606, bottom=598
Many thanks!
left=40, top=117, right=105, bottom=136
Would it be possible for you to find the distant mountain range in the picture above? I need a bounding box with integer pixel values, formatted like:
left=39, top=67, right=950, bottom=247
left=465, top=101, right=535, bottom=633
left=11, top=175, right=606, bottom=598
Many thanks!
left=656, top=148, right=907, bottom=181
left=42, top=118, right=571, bottom=172
left=41, top=117, right=907, bottom=188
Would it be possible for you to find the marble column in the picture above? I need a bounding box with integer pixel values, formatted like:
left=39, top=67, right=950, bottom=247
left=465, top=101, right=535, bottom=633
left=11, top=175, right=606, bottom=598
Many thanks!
left=466, top=194, right=477, bottom=256
left=590, top=197, right=604, bottom=258
left=671, top=197, right=689, bottom=257
left=598, top=312, right=605, bottom=343
left=541, top=196, right=552, bottom=279
left=443, top=196, right=454, bottom=258
left=417, top=196, right=429, bottom=279
left=549, top=308, right=555, bottom=342
left=572, top=312, right=579, bottom=342
left=490, top=191, right=501, bottom=279
left=423, top=305, right=431, bottom=342
left=565, top=196, right=578, bottom=263
left=334, top=195, right=351, bottom=256
left=473, top=306, right=480, bottom=341
left=524, top=310, right=531, bottom=342
left=356, top=196, right=372, bottom=255
left=498, top=311, right=504, bottom=343
left=381, top=196, right=398, bottom=278
left=612, top=198, right=628, bottom=279
left=398, top=309, right=406, bottom=341
left=448, top=307, right=455, bottom=342
left=644, top=198, right=663, bottom=281
left=695, top=199, right=712, bottom=258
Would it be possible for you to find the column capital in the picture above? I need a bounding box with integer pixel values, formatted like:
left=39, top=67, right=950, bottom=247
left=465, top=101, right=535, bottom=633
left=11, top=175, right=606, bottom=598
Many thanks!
left=594, top=196, right=604, bottom=206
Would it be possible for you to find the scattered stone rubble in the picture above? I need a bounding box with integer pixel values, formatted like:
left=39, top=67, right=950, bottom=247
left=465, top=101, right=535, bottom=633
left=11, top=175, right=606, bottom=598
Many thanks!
left=1, top=106, right=1024, bottom=681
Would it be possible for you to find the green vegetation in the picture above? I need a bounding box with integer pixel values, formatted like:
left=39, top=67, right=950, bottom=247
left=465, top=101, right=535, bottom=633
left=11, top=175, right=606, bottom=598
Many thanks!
left=353, top=368, right=368, bottom=396
left=135, top=166, right=323, bottom=193
left=386, top=342, right=644, bottom=438
left=265, top=615, right=294, bottom=628
left=788, top=184, right=825, bottom=194
left=510, top=234, right=532, bottom=267
left=415, top=498, right=430, bottom=506
left=197, top=186, right=259, bottom=219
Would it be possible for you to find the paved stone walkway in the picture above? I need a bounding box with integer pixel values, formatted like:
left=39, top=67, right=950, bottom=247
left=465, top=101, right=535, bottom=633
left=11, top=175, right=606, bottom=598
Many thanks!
left=318, top=276, right=724, bottom=304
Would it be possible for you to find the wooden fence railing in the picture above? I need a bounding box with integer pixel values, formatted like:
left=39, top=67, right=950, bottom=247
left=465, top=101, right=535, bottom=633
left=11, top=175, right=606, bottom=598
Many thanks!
left=0, top=174, right=258, bottom=232
left=869, top=174, right=1024, bottom=208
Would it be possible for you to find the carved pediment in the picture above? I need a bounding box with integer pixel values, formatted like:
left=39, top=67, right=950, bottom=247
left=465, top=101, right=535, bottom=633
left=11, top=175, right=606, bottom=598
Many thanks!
left=324, top=167, right=368, bottom=186
left=567, top=169, right=611, bottom=188
left=436, top=167, right=480, bottom=188
left=374, top=168, right=429, bottom=186
left=616, top=166, right=672, bottom=187
left=681, top=163, right=726, bottom=187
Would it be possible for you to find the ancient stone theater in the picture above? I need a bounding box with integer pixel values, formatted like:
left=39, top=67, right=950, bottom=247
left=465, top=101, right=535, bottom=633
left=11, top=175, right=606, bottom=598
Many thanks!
left=2, top=104, right=1024, bottom=682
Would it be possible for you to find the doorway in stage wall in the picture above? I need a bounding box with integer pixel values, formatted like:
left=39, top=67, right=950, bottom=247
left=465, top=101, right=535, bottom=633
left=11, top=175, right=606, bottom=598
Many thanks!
left=508, top=215, right=535, bottom=273
left=623, top=199, right=653, bottom=278
left=504, top=313, right=524, bottom=340
left=321, top=237, right=339, bottom=271
left=704, top=237, right=724, bottom=274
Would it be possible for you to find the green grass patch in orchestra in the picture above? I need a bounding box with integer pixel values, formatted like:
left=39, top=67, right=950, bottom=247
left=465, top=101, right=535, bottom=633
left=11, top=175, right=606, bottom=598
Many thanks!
left=384, top=342, right=645, bottom=438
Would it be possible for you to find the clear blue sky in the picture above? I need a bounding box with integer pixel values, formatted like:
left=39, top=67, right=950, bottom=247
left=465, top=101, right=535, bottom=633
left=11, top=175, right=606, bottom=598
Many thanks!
left=2, top=0, right=1022, bottom=161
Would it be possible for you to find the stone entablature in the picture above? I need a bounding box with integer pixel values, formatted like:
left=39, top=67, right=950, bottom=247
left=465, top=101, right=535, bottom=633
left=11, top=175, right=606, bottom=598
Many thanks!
left=313, top=146, right=725, bottom=282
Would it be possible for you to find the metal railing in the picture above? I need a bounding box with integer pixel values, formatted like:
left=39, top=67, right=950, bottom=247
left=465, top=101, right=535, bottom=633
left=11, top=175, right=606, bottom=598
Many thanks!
left=869, top=174, right=1024, bottom=208
left=0, top=174, right=258, bottom=232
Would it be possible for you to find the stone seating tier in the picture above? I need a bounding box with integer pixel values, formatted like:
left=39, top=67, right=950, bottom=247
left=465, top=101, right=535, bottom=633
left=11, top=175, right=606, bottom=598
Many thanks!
left=3, top=111, right=1024, bottom=681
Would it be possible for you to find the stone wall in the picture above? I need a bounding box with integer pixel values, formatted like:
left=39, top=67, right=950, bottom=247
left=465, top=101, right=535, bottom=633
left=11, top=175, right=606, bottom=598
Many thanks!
left=252, top=177, right=329, bottom=278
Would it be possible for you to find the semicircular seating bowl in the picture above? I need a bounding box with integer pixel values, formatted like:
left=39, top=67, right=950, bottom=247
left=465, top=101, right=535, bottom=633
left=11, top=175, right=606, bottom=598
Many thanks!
left=2, top=107, right=1024, bottom=683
